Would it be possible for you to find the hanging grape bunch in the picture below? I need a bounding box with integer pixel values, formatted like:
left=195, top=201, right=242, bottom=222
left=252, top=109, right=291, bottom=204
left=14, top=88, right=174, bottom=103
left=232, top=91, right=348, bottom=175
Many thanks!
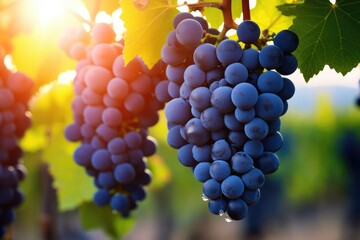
left=0, top=57, right=34, bottom=237
left=159, top=12, right=298, bottom=221
left=61, top=22, right=167, bottom=217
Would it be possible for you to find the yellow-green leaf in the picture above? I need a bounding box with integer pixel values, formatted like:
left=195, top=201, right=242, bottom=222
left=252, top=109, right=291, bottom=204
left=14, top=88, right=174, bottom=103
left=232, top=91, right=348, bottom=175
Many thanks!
left=203, top=0, right=242, bottom=29
left=120, top=0, right=178, bottom=68
left=251, top=0, right=294, bottom=35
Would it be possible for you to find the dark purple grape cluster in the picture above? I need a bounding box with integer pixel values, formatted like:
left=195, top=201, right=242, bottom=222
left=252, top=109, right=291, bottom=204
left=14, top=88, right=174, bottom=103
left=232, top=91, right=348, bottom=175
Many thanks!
left=62, top=23, right=167, bottom=217
left=0, top=59, right=33, bottom=237
left=160, top=13, right=298, bottom=221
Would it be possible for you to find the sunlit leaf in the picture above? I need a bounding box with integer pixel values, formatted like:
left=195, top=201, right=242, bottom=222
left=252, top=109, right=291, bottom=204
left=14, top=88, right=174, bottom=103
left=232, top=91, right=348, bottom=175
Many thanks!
left=82, top=0, right=120, bottom=18
left=120, top=0, right=178, bottom=68
left=278, top=0, right=360, bottom=81
left=203, top=0, right=242, bottom=29
left=251, top=0, right=294, bottom=35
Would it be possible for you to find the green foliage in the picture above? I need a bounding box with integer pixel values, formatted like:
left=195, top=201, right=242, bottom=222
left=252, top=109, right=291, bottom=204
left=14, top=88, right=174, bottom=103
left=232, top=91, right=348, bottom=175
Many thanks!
left=79, top=202, right=135, bottom=239
left=120, top=0, right=179, bottom=68
left=278, top=0, right=360, bottom=81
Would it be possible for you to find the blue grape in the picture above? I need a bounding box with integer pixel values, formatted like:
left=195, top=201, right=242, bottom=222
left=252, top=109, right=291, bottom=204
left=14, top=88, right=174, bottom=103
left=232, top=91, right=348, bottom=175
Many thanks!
left=124, top=131, right=142, bottom=149
left=194, top=16, right=209, bottom=32
left=256, top=152, right=280, bottom=174
left=74, top=143, right=95, bottom=167
left=273, top=30, right=299, bottom=54
left=221, top=175, right=245, bottom=199
left=110, top=194, right=130, bottom=213
left=179, top=83, right=193, bottom=100
left=173, top=12, right=194, bottom=28
left=237, top=20, right=260, bottom=44
left=216, top=39, right=242, bottom=66
left=209, top=160, right=231, bottom=181
left=211, top=86, right=235, bottom=113
left=244, top=117, right=269, bottom=141
left=193, top=43, right=218, bottom=71
left=106, top=77, right=129, bottom=101
left=114, top=163, right=136, bottom=184
left=96, top=124, right=117, bottom=142
left=165, top=98, right=192, bottom=125
left=243, top=140, right=264, bottom=158
left=65, top=123, right=82, bottom=142
left=242, top=168, right=265, bottom=190
left=224, top=63, right=248, bottom=86
left=155, top=80, right=172, bottom=103
left=124, top=93, right=145, bottom=113
left=192, top=145, right=212, bottom=162
left=228, top=131, right=247, bottom=148
left=259, top=45, right=284, bottom=69
left=211, top=129, right=229, bottom=141
left=178, top=144, right=197, bottom=167
left=130, top=186, right=146, bottom=202
left=224, top=113, right=244, bottom=131
left=267, top=118, right=281, bottom=134
left=184, top=64, right=206, bottom=88
left=167, top=125, right=187, bottom=149
left=200, top=107, right=225, bottom=131
left=257, top=71, right=283, bottom=93
left=231, top=82, right=258, bottom=110
left=226, top=199, right=248, bottom=220
left=262, top=132, right=283, bottom=152
left=278, top=77, right=295, bottom=101
left=231, top=152, right=253, bottom=174
left=97, top=172, right=116, bottom=189
left=255, top=93, right=284, bottom=121
left=107, top=137, right=126, bottom=154
left=206, top=67, right=224, bottom=85
left=240, top=48, right=259, bottom=71
left=168, top=82, right=181, bottom=99
left=203, top=179, right=221, bottom=199
left=166, top=64, right=186, bottom=84
left=91, top=149, right=112, bottom=171
left=176, top=19, right=203, bottom=47
left=211, top=139, right=232, bottom=161
left=161, top=45, right=187, bottom=65
left=102, top=107, right=122, bottom=128
left=208, top=198, right=227, bottom=215
left=189, top=87, right=211, bottom=111
left=194, top=162, right=211, bottom=182
left=241, top=188, right=260, bottom=206
left=234, top=107, right=255, bottom=123
left=184, top=118, right=210, bottom=146
left=276, top=54, right=298, bottom=75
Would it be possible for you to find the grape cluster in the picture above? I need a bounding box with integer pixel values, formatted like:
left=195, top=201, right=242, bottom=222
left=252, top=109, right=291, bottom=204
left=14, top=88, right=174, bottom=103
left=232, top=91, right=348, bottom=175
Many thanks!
left=61, top=23, right=166, bottom=217
left=0, top=60, right=33, bottom=236
left=160, top=13, right=297, bottom=221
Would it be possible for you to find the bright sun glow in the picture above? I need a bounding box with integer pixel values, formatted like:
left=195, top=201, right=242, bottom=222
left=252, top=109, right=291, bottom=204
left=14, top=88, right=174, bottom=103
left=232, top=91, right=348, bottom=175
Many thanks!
left=37, top=0, right=66, bottom=26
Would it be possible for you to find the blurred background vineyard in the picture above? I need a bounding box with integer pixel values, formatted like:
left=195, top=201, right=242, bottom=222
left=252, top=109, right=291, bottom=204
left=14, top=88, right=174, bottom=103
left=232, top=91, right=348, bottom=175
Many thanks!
left=0, top=0, right=359, bottom=239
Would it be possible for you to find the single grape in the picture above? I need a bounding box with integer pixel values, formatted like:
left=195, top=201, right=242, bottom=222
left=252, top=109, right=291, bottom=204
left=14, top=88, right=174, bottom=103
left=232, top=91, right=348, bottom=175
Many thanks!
left=237, top=21, right=260, bottom=44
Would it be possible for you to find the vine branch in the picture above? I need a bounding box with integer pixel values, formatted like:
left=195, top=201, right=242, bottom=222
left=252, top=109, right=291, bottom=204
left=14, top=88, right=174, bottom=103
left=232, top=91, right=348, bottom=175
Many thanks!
left=187, top=0, right=238, bottom=42
left=242, top=0, right=250, bottom=20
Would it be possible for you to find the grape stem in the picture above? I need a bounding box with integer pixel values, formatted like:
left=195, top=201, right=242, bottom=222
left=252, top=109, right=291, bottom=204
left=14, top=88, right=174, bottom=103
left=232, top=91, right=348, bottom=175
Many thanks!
left=187, top=0, right=237, bottom=42
left=242, top=0, right=251, bottom=20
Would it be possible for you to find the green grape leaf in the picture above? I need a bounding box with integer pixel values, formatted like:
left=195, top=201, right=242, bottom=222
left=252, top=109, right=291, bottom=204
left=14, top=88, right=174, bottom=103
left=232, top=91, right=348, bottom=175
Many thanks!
left=43, top=124, right=96, bottom=211
left=251, top=0, right=295, bottom=35
left=203, top=0, right=242, bottom=29
left=79, top=202, right=135, bottom=239
left=20, top=125, right=48, bottom=152
left=120, top=0, right=178, bottom=68
left=278, top=0, right=360, bottom=81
